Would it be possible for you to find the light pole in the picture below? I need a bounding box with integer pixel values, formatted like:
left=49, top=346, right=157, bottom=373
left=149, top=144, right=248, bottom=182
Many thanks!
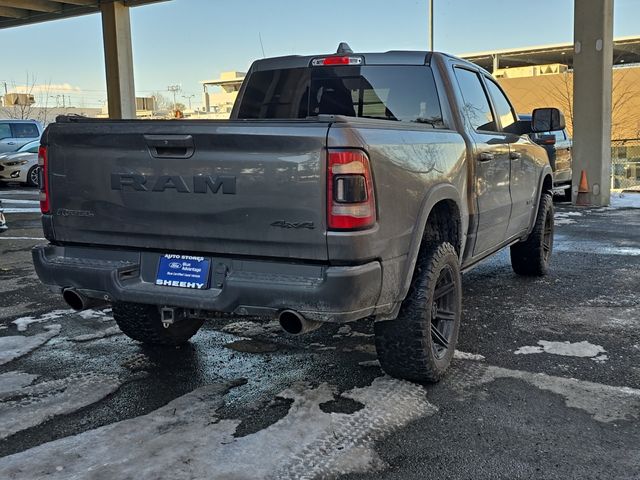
left=182, top=94, right=195, bottom=110
left=429, top=0, right=434, bottom=51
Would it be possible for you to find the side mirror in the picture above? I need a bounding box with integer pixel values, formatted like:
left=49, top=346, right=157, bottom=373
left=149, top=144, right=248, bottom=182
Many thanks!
left=531, top=107, right=565, bottom=132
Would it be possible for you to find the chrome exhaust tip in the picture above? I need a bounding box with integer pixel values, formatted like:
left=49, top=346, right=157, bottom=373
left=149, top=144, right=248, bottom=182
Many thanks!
left=278, top=309, right=322, bottom=335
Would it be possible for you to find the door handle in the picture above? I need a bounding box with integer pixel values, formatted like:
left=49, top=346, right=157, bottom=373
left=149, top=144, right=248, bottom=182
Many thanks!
left=7, top=142, right=15, bottom=145
left=509, top=152, right=521, bottom=160
left=478, top=152, right=494, bottom=162
left=144, top=134, right=194, bottom=158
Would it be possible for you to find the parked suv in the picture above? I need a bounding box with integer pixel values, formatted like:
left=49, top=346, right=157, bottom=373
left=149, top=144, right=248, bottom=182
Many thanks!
left=521, top=114, right=572, bottom=201
left=0, top=119, right=43, bottom=154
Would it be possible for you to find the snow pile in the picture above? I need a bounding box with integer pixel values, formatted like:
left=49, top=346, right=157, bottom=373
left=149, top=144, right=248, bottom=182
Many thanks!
left=0, top=377, right=436, bottom=479
left=515, top=340, right=606, bottom=358
left=12, top=310, right=72, bottom=332
left=0, top=324, right=61, bottom=365
left=0, top=373, right=123, bottom=440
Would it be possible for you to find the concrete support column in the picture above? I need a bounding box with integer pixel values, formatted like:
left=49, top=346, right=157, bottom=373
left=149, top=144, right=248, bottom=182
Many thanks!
left=101, top=1, right=136, bottom=119
left=492, top=54, right=500, bottom=73
left=572, top=0, right=614, bottom=206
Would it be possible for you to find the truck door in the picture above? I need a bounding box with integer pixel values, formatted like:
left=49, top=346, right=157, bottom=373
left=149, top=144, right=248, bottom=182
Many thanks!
left=453, top=67, right=511, bottom=256
left=483, top=78, right=538, bottom=239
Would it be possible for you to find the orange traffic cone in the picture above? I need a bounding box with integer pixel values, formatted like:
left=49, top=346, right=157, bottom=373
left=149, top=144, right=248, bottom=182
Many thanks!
left=575, top=170, right=590, bottom=206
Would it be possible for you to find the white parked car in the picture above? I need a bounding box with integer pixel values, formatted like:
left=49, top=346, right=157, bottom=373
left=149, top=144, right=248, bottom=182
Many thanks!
left=0, top=139, right=40, bottom=187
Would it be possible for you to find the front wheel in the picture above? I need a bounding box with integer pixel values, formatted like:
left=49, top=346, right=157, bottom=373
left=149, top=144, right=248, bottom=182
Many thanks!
left=375, top=242, right=462, bottom=383
left=26, top=166, right=39, bottom=187
left=510, top=193, right=554, bottom=276
left=112, top=302, right=204, bottom=345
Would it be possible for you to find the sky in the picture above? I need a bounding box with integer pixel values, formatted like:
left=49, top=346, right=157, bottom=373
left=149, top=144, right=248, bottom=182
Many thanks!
left=1, top=0, right=640, bottom=109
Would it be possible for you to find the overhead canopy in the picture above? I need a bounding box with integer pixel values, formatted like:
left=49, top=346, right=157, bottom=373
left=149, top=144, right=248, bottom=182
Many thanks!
left=460, top=35, right=640, bottom=70
left=0, top=0, right=166, bottom=29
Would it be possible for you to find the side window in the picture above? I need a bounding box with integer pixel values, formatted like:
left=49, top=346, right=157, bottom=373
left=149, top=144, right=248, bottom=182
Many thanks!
left=12, top=123, right=39, bottom=139
left=453, top=68, right=496, bottom=132
left=0, top=123, right=11, bottom=140
left=554, top=130, right=566, bottom=141
left=484, top=79, right=516, bottom=131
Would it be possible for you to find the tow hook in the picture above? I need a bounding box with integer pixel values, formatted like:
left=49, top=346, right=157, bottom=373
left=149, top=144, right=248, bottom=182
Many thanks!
left=160, top=307, right=175, bottom=329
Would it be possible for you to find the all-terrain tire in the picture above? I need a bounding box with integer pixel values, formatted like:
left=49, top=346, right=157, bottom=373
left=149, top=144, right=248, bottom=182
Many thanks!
left=112, top=302, right=204, bottom=345
left=374, top=242, right=462, bottom=383
left=510, top=193, right=554, bottom=276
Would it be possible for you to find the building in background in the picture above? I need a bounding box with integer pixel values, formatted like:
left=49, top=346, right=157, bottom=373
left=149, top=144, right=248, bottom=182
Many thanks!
left=201, top=71, right=245, bottom=119
left=462, top=36, right=640, bottom=190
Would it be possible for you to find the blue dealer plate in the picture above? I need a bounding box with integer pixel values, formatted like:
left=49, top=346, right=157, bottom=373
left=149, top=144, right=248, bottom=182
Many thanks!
left=156, top=255, right=211, bottom=289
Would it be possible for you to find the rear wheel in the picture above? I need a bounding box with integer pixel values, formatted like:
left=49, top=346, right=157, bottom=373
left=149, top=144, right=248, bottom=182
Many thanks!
left=510, top=193, right=554, bottom=276
left=112, top=302, right=204, bottom=345
left=374, top=242, right=461, bottom=383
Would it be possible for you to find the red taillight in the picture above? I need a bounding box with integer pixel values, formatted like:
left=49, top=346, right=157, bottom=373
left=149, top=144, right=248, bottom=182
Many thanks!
left=38, top=146, right=50, bottom=214
left=311, top=56, right=363, bottom=66
left=327, top=150, right=376, bottom=230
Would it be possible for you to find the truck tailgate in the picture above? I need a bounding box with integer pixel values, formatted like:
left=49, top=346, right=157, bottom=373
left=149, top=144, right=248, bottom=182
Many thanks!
left=45, top=120, right=329, bottom=260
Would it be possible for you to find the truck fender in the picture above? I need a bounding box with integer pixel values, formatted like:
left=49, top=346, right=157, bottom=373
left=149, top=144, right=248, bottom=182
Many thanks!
left=526, top=166, right=554, bottom=237
left=397, top=183, right=463, bottom=302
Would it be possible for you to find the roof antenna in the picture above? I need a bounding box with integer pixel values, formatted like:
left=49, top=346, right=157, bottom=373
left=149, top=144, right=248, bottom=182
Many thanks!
left=336, top=42, right=353, bottom=54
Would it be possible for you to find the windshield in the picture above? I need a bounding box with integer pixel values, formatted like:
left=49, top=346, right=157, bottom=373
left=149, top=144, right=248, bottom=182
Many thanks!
left=18, top=140, right=40, bottom=153
left=237, top=65, right=444, bottom=127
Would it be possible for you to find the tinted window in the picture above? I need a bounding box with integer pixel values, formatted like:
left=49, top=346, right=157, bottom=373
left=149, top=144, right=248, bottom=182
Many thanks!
left=237, top=68, right=310, bottom=119
left=238, top=66, right=444, bottom=127
left=0, top=124, right=10, bottom=140
left=453, top=68, right=496, bottom=132
left=485, top=79, right=516, bottom=130
left=12, top=123, right=39, bottom=138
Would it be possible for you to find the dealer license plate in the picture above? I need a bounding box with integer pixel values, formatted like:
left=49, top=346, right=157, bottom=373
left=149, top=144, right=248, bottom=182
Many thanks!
left=156, top=254, right=210, bottom=289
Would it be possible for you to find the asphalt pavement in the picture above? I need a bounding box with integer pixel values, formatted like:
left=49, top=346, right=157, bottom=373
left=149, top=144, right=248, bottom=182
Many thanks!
left=0, top=186, right=638, bottom=479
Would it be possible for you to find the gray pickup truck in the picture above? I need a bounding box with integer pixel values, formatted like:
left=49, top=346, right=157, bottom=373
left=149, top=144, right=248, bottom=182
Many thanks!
left=33, top=44, right=564, bottom=382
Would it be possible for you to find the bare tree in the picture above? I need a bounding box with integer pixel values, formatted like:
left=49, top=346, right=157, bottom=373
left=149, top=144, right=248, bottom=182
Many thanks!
left=545, top=69, right=640, bottom=140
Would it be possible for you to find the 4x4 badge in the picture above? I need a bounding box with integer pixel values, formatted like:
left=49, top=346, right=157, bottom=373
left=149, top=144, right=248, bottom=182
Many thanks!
left=270, top=220, right=315, bottom=230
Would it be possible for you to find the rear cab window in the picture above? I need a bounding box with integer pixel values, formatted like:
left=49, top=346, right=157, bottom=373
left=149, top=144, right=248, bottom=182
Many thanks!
left=237, top=65, right=445, bottom=128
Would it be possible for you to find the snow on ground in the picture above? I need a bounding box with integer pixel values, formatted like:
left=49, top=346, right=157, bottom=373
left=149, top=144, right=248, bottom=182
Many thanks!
left=0, top=376, right=436, bottom=480
left=12, top=309, right=73, bottom=332
left=454, top=350, right=486, bottom=361
left=220, top=320, right=281, bottom=337
left=0, top=373, right=123, bottom=440
left=0, top=372, right=38, bottom=397
left=0, top=324, right=61, bottom=365
left=70, top=326, right=122, bottom=343
left=514, top=340, right=607, bottom=362
left=2, top=208, right=41, bottom=214
left=610, top=192, right=640, bottom=208
left=481, top=366, right=640, bottom=423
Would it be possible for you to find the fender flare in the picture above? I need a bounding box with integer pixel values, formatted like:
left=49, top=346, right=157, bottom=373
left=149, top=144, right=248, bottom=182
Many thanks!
left=397, top=183, right=464, bottom=301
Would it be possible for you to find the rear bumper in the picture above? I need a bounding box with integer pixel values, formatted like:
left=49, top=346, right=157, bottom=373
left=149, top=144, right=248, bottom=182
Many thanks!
left=32, top=244, right=383, bottom=323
